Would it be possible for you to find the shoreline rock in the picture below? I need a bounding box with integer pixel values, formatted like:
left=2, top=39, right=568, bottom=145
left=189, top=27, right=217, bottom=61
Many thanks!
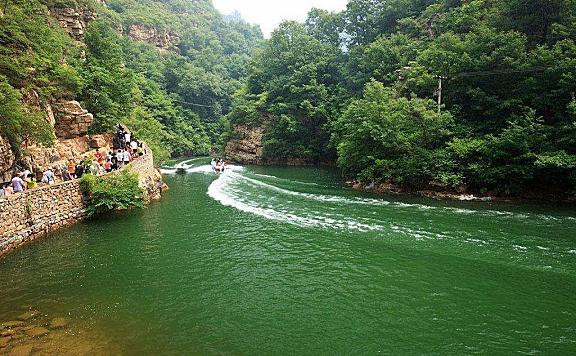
left=349, top=180, right=576, bottom=203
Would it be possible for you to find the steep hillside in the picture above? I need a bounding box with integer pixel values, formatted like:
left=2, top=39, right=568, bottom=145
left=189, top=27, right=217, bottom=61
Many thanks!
left=0, top=0, right=263, bottom=172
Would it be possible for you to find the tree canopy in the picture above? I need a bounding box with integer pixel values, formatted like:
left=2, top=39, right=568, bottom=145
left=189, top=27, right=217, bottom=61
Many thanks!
left=1, top=0, right=575, bottom=197
left=226, top=0, right=576, bottom=197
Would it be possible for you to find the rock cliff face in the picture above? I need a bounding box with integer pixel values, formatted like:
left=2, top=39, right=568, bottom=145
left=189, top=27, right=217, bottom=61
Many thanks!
left=13, top=92, right=102, bottom=174
left=0, top=93, right=89, bottom=182
left=224, top=123, right=335, bottom=166
left=50, top=7, right=97, bottom=40
left=224, top=124, right=264, bottom=164
left=53, top=101, right=93, bottom=139
left=127, top=24, right=180, bottom=52
left=23, top=134, right=112, bottom=173
left=0, top=135, right=16, bottom=182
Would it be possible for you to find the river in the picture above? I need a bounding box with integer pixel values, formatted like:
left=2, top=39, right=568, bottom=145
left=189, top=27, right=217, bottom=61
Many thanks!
left=0, top=158, right=575, bottom=354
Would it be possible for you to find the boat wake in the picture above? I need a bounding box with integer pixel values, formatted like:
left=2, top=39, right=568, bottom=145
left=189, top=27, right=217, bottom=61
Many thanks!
left=162, top=161, right=576, bottom=269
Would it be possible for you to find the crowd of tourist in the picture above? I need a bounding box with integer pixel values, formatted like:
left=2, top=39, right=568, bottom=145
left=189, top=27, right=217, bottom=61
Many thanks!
left=0, top=125, right=146, bottom=200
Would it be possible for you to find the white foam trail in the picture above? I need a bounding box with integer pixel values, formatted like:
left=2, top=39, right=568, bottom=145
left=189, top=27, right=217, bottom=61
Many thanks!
left=166, top=162, right=575, bottom=222
left=234, top=173, right=573, bottom=222
left=174, top=157, right=209, bottom=169
left=207, top=172, right=380, bottom=231
left=253, top=173, right=321, bottom=186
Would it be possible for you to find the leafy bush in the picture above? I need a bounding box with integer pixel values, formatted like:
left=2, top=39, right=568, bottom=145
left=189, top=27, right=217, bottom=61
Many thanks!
left=333, top=80, right=454, bottom=188
left=80, top=171, right=144, bottom=217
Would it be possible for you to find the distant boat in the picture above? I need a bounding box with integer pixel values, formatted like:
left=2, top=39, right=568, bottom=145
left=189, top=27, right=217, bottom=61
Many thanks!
left=211, top=164, right=226, bottom=173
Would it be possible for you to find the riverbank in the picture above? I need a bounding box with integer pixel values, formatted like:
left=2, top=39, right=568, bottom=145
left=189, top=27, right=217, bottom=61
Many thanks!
left=0, top=306, right=120, bottom=354
left=348, top=180, right=576, bottom=203
left=0, top=152, right=166, bottom=258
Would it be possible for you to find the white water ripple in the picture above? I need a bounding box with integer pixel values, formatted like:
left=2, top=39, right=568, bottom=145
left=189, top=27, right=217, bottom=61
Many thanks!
left=207, top=172, right=381, bottom=231
left=229, top=172, right=572, bottom=223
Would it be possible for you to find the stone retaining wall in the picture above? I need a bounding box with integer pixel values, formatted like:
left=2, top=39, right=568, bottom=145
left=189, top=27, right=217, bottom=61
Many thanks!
left=0, top=151, right=164, bottom=258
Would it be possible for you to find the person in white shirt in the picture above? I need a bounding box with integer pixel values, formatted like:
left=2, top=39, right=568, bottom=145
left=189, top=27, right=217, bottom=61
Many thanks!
left=42, top=168, right=55, bottom=185
left=123, top=149, right=131, bottom=165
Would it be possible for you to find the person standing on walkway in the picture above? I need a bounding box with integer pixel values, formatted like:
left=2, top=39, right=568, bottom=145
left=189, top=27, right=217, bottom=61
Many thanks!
left=111, top=151, right=119, bottom=170
left=117, top=128, right=125, bottom=148
left=104, top=159, right=112, bottom=173
left=25, top=173, right=38, bottom=188
left=67, top=160, right=76, bottom=179
left=42, top=167, right=55, bottom=185
left=12, top=174, right=25, bottom=193
left=130, top=139, right=138, bottom=153
left=61, top=167, right=72, bottom=182
left=123, top=149, right=131, bottom=166
left=75, top=162, right=85, bottom=179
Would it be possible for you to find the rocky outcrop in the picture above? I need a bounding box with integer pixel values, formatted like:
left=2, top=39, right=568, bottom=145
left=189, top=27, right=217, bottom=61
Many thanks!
left=224, top=123, right=332, bottom=166
left=23, top=134, right=113, bottom=173
left=127, top=24, right=180, bottom=52
left=224, top=124, right=265, bottom=164
left=130, top=151, right=167, bottom=203
left=50, top=7, right=97, bottom=40
left=53, top=100, right=93, bottom=139
left=0, top=135, right=16, bottom=182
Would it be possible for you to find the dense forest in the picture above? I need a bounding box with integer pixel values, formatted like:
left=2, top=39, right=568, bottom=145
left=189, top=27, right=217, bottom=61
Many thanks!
left=1, top=0, right=575, bottom=197
left=226, top=0, right=576, bottom=197
left=0, top=0, right=262, bottom=160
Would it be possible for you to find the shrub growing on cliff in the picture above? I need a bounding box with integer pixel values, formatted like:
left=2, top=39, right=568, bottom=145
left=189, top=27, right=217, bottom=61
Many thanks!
left=0, top=75, right=54, bottom=153
left=80, top=171, right=144, bottom=217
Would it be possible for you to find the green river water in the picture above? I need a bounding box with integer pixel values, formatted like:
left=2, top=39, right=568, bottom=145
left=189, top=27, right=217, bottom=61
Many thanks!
left=0, top=158, right=575, bottom=355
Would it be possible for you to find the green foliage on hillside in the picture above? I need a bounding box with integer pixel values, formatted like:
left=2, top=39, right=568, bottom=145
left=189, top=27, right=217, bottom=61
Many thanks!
left=0, top=0, right=78, bottom=151
left=334, top=80, right=454, bottom=187
left=0, top=0, right=263, bottom=162
left=2, top=0, right=575, bottom=197
left=80, top=170, right=144, bottom=217
left=227, top=0, right=576, bottom=196
left=80, top=0, right=263, bottom=160
left=0, top=75, right=53, bottom=153
left=227, top=21, right=344, bottom=162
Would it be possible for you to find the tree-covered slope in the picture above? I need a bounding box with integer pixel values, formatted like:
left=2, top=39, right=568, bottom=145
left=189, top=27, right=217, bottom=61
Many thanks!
left=0, top=0, right=263, bottom=161
left=226, top=0, right=576, bottom=197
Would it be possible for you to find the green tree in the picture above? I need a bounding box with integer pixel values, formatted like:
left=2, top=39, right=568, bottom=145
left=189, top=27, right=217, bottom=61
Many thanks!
left=333, top=80, right=453, bottom=187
